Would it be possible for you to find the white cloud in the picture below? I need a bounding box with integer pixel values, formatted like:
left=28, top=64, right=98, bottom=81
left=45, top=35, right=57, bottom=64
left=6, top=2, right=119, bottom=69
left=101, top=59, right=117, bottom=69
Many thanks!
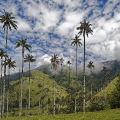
left=16, top=17, right=31, bottom=31
left=0, top=0, right=120, bottom=74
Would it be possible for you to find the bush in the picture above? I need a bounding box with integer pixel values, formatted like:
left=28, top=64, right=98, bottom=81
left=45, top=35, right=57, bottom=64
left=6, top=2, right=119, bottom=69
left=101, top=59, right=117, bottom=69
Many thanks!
left=89, top=97, right=105, bottom=111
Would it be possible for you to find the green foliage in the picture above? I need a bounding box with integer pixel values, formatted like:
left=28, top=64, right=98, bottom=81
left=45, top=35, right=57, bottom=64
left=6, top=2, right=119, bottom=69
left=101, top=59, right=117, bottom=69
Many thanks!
left=89, top=97, right=105, bottom=112
left=1, top=109, right=120, bottom=120
left=22, top=99, right=27, bottom=107
left=55, top=97, right=60, bottom=104
left=108, top=75, right=120, bottom=109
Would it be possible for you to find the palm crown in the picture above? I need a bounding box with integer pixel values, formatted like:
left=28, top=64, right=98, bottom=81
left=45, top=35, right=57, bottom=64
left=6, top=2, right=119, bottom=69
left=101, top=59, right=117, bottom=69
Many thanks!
left=59, top=57, right=64, bottom=65
left=71, top=35, right=82, bottom=47
left=0, top=49, right=5, bottom=59
left=0, top=9, right=17, bottom=32
left=6, top=57, right=16, bottom=69
left=67, top=60, right=71, bottom=65
left=87, top=61, right=94, bottom=69
left=101, top=66, right=108, bottom=75
left=14, top=37, right=32, bottom=52
left=76, top=19, right=93, bottom=37
left=50, top=54, right=59, bottom=70
left=24, top=54, right=36, bottom=63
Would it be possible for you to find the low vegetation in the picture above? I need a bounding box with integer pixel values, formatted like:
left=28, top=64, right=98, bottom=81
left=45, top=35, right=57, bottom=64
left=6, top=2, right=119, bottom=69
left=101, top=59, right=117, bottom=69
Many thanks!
left=0, top=109, right=120, bottom=120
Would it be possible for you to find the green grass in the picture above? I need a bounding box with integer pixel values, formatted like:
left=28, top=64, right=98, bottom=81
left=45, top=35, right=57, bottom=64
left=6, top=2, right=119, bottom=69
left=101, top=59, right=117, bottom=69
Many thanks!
left=1, top=109, right=120, bottom=120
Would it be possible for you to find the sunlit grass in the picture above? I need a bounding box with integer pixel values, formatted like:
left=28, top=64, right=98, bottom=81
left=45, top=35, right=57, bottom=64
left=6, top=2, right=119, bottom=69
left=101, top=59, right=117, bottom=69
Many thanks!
left=1, top=109, right=120, bottom=120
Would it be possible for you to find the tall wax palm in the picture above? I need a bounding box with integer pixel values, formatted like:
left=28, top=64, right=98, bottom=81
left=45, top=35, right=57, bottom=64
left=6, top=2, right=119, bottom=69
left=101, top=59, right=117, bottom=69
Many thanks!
left=71, top=34, right=82, bottom=113
left=59, top=57, right=64, bottom=113
left=0, top=9, right=17, bottom=116
left=76, top=19, right=93, bottom=114
left=0, top=49, right=5, bottom=118
left=87, top=61, right=94, bottom=100
left=101, top=66, right=108, bottom=101
left=14, top=37, right=31, bottom=116
left=50, top=54, right=59, bottom=114
left=24, top=54, right=36, bottom=115
left=5, top=57, right=16, bottom=117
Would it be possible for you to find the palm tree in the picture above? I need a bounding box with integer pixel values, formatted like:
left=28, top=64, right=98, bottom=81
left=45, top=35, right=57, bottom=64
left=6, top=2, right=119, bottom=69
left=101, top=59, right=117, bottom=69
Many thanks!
left=71, top=34, right=82, bottom=113
left=0, top=9, right=17, bottom=117
left=50, top=54, right=59, bottom=114
left=67, top=60, right=71, bottom=92
left=24, top=54, right=36, bottom=115
left=14, top=37, right=31, bottom=116
left=101, top=66, right=108, bottom=101
left=0, top=49, right=5, bottom=118
left=87, top=61, right=94, bottom=100
left=76, top=19, right=93, bottom=114
left=59, top=57, right=64, bottom=113
left=5, top=57, right=16, bottom=117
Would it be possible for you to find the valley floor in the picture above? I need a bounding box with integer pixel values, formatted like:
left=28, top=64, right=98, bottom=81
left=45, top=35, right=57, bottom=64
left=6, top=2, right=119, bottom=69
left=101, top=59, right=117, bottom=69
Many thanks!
left=0, top=109, right=120, bottom=120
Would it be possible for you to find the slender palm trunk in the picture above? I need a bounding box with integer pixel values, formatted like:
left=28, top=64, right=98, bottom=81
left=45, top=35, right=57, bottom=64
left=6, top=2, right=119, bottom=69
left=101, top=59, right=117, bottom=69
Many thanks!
left=28, top=62, right=30, bottom=115
left=53, top=80, right=55, bottom=114
left=0, top=57, right=3, bottom=118
left=7, top=67, right=10, bottom=117
left=53, top=70, right=56, bottom=114
left=104, top=74, right=106, bottom=101
left=83, top=30, right=86, bottom=114
left=42, top=73, right=45, bottom=114
left=68, top=65, right=70, bottom=92
left=75, top=46, right=77, bottom=113
left=20, top=47, right=24, bottom=116
left=59, top=64, right=62, bottom=114
left=38, top=89, right=41, bottom=115
left=90, top=68, right=92, bottom=100
left=19, top=69, right=20, bottom=112
left=2, top=25, right=8, bottom=117
left=47, top=94, right=48, bottom=115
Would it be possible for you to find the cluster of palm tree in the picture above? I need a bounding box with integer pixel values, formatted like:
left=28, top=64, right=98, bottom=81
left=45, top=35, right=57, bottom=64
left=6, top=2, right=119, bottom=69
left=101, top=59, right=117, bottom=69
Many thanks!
left=0, top=9, right=17, bottom=117
left=49, top=19, right=94, bottom=114
left=0, top=9, right=110, bottom=117
left=0, top=9, right=36, bottom=117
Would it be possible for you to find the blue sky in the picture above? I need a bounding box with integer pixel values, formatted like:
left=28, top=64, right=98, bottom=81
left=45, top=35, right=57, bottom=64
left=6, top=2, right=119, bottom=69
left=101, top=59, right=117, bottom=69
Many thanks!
left=0, top=0, right=120, bottom=75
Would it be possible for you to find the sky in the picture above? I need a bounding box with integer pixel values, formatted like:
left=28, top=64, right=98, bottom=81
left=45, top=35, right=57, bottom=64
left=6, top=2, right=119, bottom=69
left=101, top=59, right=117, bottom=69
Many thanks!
left=0, top=0, right=120, bottom=75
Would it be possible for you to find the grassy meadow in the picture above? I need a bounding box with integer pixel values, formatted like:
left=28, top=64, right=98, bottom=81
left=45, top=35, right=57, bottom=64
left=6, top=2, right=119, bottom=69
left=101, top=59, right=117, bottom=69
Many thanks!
left=0, top=109, right=120, bottom=120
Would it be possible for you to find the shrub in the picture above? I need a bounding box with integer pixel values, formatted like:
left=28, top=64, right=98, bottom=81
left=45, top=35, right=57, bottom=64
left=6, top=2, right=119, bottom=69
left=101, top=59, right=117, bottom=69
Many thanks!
left=89, top=97, right=105, bottom=112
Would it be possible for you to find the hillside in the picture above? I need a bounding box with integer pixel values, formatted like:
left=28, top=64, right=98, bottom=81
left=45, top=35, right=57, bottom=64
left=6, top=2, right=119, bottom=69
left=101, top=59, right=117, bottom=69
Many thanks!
left=95, top=77, right=118, bottom=97
left=86, top=77, right=119, bottom=108
left=2, top=60, right=120, bottom=116
left=7, top=69, right=70, bottom=115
